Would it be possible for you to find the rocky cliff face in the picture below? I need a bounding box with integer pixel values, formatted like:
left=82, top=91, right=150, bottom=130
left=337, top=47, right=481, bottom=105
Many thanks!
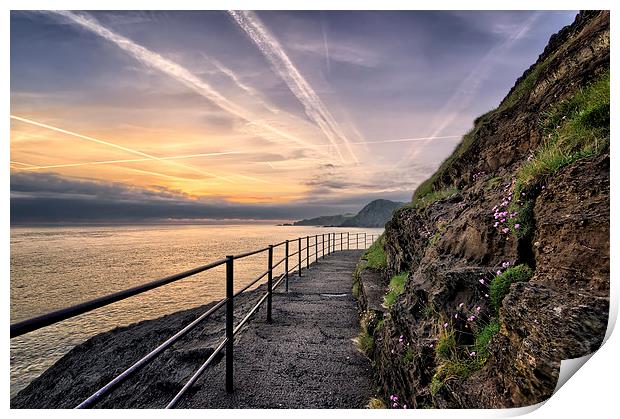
left=354, top=11, right=609, bottom=409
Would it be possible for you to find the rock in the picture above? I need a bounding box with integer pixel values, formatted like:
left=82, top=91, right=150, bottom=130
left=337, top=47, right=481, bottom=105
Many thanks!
left=357, top=11, right=610, bottom=409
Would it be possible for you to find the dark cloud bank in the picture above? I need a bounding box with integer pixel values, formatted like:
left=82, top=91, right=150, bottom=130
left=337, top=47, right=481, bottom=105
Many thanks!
left=11, top=172, right=410, bottom=224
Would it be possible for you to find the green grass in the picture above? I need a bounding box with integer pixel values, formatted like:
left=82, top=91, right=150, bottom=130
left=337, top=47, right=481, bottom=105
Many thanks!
left=507, top=70, right=609, bottom=238
left=490, top=264, right=533, bottom=312
left=430, top=357, right=486, bottom=395
left=422, top=303, right=436, bottom=319
left=383, top=272, right=409, bottom=308
left=474, top=320, right=500, bottom=361
left=357, top=329, right=375, bottom=356
left=413, top=187, right=460, bottom=210
left=430, top=320, right=500, bottom=395
left=485, top=176, right=503, bottom=191
left=429, top=220, right=448, bottom=247
left=403, top=347, right=414, bottom=365
left=361, top=234, right=387, bottom=269
left=500, top=55, right=554, bottom=110
left=518, top=69, right=609, bottom=185
left=411, top=108, right=496, bottom=206
left=352, top=281, right=360, bottom=300
left=434, top=328, right=457, bottom=361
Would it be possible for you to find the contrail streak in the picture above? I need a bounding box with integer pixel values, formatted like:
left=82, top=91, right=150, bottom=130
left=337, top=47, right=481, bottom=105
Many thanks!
left=321, top=15, right=331, bottom=75
left=10, top=160, right=38, bottom=167
left=10, top=115, right=233, bottom=183
left=402, top=12, right=540, bottom=164
left=285, top=134, right=460, bottom=149
left=205, top=55, right=281, bottom=115
left=14, top=151, right=245, bottom=171
left=234, top=173, right=272, bottom=184
left=228, top=10, right=358, bottom=164
left=47, top=11, right=326, bottom=158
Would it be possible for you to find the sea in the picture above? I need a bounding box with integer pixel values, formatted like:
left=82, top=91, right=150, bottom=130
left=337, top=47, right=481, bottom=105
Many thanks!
left=9, top=224, right=383, bottom=397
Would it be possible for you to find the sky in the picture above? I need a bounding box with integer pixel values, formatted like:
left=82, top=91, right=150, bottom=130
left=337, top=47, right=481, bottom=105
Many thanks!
left=10, top=10, right=577, bottom=223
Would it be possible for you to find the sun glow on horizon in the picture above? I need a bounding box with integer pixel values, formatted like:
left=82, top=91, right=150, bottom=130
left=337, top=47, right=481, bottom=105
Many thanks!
left=10, top=10, right=574, bottom=211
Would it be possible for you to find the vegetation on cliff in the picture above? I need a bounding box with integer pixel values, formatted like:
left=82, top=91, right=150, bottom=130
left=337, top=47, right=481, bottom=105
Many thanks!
left=354, top=11, right=609, bottom=409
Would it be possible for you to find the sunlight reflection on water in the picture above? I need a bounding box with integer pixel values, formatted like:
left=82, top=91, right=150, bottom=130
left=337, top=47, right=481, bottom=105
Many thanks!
left=10, top=224, right=382, bottom=397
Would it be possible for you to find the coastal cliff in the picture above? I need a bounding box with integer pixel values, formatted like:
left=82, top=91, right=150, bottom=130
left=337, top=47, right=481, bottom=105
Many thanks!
left=354, top=11, right=609, bottom=408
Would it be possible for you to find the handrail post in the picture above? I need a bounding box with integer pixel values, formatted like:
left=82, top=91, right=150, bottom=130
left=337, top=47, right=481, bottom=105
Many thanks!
left=298, top=237, right=302, bottom=277
left=356, top=233, right=359, bottom=249
left=340, top=232, right=343, bottom=251
left=364, top=232, right=367, bottom=249
left=225, top=255, right=234, bottom=394
left=285, top=240, right=289, bottom=293
left=267, top=245, right=273, bottom=322
left=306, top=236, right=309, bottom=269
left=315, top=235, right=318, bottom=262
left=347, top=232, right=350, bottom=250
left=327, top=233, right=330, bottom=256
left=333, top=233, right=336, bottom=253
left=322, top=234, right=325, bottom=259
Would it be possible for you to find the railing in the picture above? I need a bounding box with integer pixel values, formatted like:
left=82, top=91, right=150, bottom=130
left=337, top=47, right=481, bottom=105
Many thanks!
left=10, top=231, right=379, bottom=408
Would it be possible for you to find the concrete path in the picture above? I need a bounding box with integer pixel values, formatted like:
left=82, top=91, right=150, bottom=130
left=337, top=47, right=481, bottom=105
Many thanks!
left=180, top=250, right=375, bottom=408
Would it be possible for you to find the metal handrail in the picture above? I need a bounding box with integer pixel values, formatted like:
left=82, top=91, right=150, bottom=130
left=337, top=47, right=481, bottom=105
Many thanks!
left=10, top=231, right=379, bottom=408
left=10, top=257, right=228, bottom=338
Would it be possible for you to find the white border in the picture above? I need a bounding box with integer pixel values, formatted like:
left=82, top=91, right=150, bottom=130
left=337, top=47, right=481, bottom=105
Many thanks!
left=2, top=1, right=617, bottom=418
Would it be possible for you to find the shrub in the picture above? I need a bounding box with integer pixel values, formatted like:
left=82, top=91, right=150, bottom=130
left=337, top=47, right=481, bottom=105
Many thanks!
left=490, top=264, right=533, bottom=311
left=383, top=272, right=408, bottom=308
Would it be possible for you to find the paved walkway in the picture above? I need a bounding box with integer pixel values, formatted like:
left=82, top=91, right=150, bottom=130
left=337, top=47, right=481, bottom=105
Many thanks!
left=12, top=250, right=375, bottom=409
left=180, top=250, right=375, bottom=408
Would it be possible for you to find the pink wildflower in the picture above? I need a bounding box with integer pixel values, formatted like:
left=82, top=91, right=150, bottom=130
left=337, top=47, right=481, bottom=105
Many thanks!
left=515, top=224, right=521, bottom=229
left=458, top=303, right=464, bottom=308
left=469, top=351, right=476, bottom=357
left=479, top=279, right=485, bottom=284
left=476, top=306, right=481, bottom=312
left=443, top=322, right=448, bottom=328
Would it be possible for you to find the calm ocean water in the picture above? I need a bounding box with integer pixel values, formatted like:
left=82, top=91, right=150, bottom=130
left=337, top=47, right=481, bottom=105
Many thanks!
left=10, top=224, right=383, bottom=397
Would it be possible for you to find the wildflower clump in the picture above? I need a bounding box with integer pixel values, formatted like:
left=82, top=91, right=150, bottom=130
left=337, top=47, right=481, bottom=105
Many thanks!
left=389, top=394, right=407, bottom=409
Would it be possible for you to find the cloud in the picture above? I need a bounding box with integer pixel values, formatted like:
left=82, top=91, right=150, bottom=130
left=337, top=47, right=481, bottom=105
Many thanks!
left=10, top=172, right=404, bottom=223
left=228, top=10, right=359, bottom=164
left=10, top=114, right=233, bottom=183
left=401, top=11, right=541, bottom=164
left=45, top=10, right=327, bottom=157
